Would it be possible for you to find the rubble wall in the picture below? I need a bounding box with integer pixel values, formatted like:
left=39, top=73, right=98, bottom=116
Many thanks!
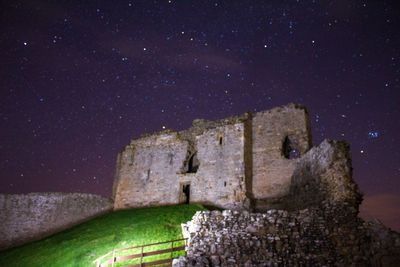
left=175, top=208, right=400, bottom=267
left=0, top=193, right=112, bottom=251
left=251, top=104, right=311, bottom=200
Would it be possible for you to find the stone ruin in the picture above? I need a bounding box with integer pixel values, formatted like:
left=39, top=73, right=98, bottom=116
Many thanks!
left=113, top=103, right=400, bottom=266
left=113, top=103, right=313, bottom=210
left=173, top=139, right=400, bottom=266
left=1, top=103, right=398, bottom=264
left=113, top=103, right=360, bottom=212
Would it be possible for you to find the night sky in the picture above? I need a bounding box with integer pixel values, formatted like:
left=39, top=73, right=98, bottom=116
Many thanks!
left=1, top=1, right=399, bottom=229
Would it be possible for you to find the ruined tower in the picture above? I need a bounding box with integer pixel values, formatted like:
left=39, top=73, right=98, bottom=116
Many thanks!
left=113, top=103, right=311, bottom=210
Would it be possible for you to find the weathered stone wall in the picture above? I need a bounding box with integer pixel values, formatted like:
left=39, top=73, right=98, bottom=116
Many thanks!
left=113, top=131, right=188, bottom=209
left=175, top=207, right=400, bottom=267
left=287, top=139, right=362, bottom=210
left=114, top=122, right=249, bottom=210
left=251, top=104, right=311, bottom=201
left=0, top=192, right=112, bottom=251
left=187, top=123, right=248, bottom=210
left=254, top=139, right=362, bottom=211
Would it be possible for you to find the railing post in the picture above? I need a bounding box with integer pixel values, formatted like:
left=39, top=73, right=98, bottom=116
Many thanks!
left=140, top=245, right=143, bottom=266
left=111, top=249, right=115, bottom=267
left=170, top=240, right=173, bottom=259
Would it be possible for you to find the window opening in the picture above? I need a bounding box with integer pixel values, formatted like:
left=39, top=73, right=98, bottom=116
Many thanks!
left=282, top=136, right=301, bottom=159
left=187, top=153, right=199, bottom=173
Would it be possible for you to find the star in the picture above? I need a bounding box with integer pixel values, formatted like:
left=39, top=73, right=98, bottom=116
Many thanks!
left=0, top=1, right=398, bottom=230
left=368, top=131, right=379, bottom=139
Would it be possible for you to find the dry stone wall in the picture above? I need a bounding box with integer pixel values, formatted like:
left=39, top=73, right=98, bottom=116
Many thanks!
left=0, top=192, right=112, bottom=251
left=175, top=207, right=400, bottom=267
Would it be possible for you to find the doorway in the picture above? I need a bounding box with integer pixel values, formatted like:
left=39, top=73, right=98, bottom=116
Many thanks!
left=180, top=183, right=190, bottom=204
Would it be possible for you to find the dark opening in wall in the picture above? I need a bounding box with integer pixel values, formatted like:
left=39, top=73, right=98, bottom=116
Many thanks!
left=219, top=136, right=223, bottom=145
left=182, top=184, right=190, bottom=204
left=224, top=181, right=227, bottom=187
left=282, top=136, right=301, bottom=159
left=146, top=169, right=150, bottom=181
left=187, top=153, right=199, bottom=173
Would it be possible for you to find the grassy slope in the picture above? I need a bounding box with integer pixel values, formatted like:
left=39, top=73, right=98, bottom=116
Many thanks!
left=0, top=204, right=205, bottom=267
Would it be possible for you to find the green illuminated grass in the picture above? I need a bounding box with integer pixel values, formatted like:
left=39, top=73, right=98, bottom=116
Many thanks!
left=0, top=204, right=205, bottom=267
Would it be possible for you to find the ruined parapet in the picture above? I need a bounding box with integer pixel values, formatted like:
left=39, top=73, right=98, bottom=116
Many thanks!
left=251, top=104, right=312, bottom=201
left=0, top=192, right=112, bottom=251
left=254, top=139, right=362, bottom=212
left=287, top=139, right=362, bottom=211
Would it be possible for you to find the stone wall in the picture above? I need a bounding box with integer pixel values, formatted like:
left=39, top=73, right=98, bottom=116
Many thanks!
left=287, top=139, right=362, bottom=210
left=255, top=139, right=362, bottom=211
left=0, top=192, right=112, bottom=251
left=187, top=123, right=248, bottom=210
left=251, top=104, right=311, bottom=201
left=113, top=131, right=188, bottom=209
left=113, top=120, right=250, bottom=210
left=175, top=207, right=400, bottom=267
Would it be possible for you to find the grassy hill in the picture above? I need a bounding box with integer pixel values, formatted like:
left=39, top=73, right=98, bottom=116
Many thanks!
left=0, top=204, right=205, bottom=267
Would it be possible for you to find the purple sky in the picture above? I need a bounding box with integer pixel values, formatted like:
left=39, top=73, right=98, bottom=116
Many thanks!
left=0, top=1, right=399, bottom=229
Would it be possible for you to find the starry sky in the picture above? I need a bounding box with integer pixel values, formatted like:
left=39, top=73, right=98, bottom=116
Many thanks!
left=0, top=1, right=399, bottom=229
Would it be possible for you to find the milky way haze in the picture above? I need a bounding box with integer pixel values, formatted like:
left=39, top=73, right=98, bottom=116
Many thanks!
left=0, top=1, right=399, bottom=228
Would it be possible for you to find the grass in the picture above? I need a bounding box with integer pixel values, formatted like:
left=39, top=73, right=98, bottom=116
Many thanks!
left=0, top=204, right=205, bottom=267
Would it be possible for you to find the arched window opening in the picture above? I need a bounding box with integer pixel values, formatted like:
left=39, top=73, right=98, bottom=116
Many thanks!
left=282, top=136, right=301, bottom=159
left=219, top=136, right=223, bottom=145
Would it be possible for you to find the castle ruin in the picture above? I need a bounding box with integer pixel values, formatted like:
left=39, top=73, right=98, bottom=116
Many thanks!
left=113, top=104, right=314, bottom=210
left=2, top=103, right=399, bottom=265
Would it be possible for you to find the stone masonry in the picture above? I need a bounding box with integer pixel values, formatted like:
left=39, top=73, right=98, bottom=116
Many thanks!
left=0, top=192, right=112, bottom=251
left=113, top=103, right=311, bottom=210
left=175, top=206, right=400, bottom=267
